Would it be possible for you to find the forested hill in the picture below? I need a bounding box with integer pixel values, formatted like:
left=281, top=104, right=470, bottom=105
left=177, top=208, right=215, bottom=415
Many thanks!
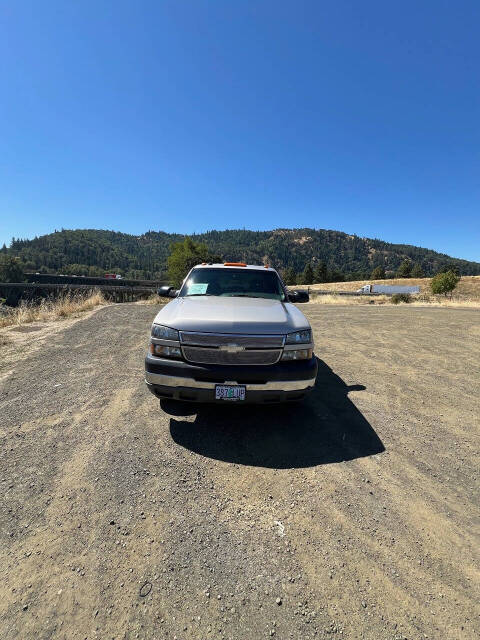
left=4, top=228, right=480, bottom=280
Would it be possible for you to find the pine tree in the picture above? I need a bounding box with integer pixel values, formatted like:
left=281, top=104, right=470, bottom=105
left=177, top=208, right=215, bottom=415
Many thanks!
left=0, top=255, right=25, bottom=282
left=328, top=269, right=346, bottom=282
left=411, top=263, right=424, bottom=278
left=282, top=267, right=297, bottom=285
left=371, top=265, right=386, bottom=279
left=397, top=259, right=412, bottom=278
left=313, top=261, right=328, bottom=283
left=302, top=263, right=314, bottom=285
left=167, top=237, right=218, bottom=286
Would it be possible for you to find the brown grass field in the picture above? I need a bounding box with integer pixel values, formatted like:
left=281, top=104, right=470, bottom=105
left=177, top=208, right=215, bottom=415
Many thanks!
left=305, top=275, right=480, bottom=297
left=296, top=275, right=480, bottom=307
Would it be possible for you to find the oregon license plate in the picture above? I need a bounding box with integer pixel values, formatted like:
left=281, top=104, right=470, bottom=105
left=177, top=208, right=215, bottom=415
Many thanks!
left=215, top=385, right=246, bottom=401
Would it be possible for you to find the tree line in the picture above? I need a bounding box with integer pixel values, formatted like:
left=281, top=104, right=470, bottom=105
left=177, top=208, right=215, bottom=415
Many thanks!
left=280, top=258, right=427, bottom=285
left=2, top=227, right=479, bottom=282
left=165, top=239, right=462, bottom=297
left=0, top=236, right=466, bottom=298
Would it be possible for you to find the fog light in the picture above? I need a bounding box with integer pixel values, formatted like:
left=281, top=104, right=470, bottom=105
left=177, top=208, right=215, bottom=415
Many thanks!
left=150, top=343, right=182, bottom=359
left=281, top=348, right=313, bottom=361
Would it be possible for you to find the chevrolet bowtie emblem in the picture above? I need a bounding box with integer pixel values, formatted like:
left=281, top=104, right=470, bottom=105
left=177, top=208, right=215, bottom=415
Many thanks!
left=219, top=344, right=245, bottom=353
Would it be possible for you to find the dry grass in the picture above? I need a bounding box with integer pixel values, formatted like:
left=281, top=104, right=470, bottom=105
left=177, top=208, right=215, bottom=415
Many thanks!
left=298, top=275, right=480, bottom=307
left=310, top=294, right=390, bottom=305
left=303, top=275, right=480, bottom=300
left=410, top=297, right=480, bottom=308
left=309, top=291, right=480, bottom=307
left=136, top=293, right=170, bottom=305
left=0, top=290, right=107, bottom=329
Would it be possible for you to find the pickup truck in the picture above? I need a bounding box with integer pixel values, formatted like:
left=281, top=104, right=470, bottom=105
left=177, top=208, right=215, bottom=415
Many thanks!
left=144, top=262, right=317, bottom=403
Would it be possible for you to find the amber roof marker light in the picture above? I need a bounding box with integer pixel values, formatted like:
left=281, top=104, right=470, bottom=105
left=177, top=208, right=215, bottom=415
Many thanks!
left=223, top=262, right=247, bottom=267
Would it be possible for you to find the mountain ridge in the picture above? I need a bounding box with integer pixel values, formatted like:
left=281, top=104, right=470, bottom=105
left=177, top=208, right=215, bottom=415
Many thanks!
left=5, top=227, right=480, bottom=280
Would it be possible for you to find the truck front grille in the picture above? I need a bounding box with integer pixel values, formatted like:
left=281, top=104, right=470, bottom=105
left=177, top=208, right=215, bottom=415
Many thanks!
left=180, top=332, right=284, bottom=348
left=182, top=346, right=281, bottom=365
left=179, top=332, right=284, bottom=365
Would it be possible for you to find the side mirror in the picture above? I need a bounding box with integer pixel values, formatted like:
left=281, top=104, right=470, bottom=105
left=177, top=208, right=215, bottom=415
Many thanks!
left=288, top=289, right=309, bottom=303
left=158, top=286, right=178, bottom=298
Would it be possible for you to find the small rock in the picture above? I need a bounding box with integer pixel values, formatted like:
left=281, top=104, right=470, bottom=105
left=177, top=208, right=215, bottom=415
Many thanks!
left=276, top=597, right=282, bottom=605
left=22, top=604, right=28, bottom=611
left=139, top=582, right=152, bottom=597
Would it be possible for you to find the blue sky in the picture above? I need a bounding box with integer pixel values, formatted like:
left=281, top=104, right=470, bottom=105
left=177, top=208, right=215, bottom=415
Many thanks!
left=1, top=1, right=479, bottom=261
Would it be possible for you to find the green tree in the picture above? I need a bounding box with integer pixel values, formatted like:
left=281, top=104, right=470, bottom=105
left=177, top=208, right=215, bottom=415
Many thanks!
left=302, top=263, right=314, bottom=285
left=282, top=267, right=297, bottom=285
left=313, top=260, right=328, bottom=283
left=167, top=237, right=217, bottom=287
left=411, top=263, right=424, bottom=278
left=63, top=263, right=90, bottom=276
left=0, top=255, right=25, bottom=282
left=88, top=265, right=106, bottom=277
left=397, top=259, right=412, bottom=278
left=430, top=270, right=460, bottom=296
left=370, top=265, right=386, bottom=279
left=439, top=261, right=460, bottom=276
left=328, top=269, right=346, bottom=282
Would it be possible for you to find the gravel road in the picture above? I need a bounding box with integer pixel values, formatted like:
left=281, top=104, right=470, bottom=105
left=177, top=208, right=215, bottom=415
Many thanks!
left=0, top=303, right=479, bottom=640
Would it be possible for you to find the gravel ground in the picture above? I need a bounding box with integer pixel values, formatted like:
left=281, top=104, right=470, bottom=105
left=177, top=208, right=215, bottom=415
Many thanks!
left=0, top=303, right=479, bottom=640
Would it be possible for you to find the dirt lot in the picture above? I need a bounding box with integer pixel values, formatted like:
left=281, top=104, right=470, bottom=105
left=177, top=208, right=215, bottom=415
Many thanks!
left=0, top=303, right=479, bottom=640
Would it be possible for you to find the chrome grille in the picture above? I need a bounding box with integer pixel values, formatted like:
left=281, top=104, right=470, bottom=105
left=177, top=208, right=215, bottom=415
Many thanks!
left=182, top=346, right=281, bottom=365
left=180, top=332, right=284, bottom=348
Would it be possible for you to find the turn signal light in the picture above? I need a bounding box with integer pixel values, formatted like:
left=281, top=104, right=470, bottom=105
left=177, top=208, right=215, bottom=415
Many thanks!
left=150, top=342, right=182, bottom=359
left=224, top=262, right=247, bottom=267
left=281, top=348, right=313, bottom=361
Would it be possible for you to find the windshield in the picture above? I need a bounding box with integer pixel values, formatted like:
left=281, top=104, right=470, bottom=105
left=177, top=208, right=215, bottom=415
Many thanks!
left=179, top=268, right=286, bottom=301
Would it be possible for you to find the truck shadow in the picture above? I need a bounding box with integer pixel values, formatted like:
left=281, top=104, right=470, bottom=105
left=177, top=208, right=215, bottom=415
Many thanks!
left=166, top=359, right=385, bottom=469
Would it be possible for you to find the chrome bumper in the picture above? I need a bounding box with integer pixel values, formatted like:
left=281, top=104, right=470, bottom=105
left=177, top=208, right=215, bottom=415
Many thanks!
left=145, top=371, right=316, bottom=392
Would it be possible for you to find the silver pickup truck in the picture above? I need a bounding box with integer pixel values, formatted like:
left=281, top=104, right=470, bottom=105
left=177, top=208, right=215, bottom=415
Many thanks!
left=144, top=263, right=317, bottom=403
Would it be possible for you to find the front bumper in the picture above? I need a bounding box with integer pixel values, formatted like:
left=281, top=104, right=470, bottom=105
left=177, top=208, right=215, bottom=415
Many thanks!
left=145, top=353, right=318, bottom=403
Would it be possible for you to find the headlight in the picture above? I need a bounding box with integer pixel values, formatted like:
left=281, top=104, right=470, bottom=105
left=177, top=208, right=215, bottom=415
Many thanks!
left=150, top=343, right=182, bottom=359
left=285, top=329, right=312, bottom=344
left=151, top=324, right=179, bottom=340
left=281, top=348, right=313, bottom=361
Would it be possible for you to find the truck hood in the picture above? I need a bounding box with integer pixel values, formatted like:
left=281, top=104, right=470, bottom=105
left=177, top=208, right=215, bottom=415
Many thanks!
left=152, top=296, right=310, bottom=334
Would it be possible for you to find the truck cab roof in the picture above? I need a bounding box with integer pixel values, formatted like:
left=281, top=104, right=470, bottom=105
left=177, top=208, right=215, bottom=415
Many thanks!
left=192, top=263, right=277, bottom=272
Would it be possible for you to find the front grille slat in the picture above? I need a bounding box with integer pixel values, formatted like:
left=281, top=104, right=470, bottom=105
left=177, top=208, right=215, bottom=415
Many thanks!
left=180, top=332, right=284, bottom=349
left=182, top=346, right=281, bottom=365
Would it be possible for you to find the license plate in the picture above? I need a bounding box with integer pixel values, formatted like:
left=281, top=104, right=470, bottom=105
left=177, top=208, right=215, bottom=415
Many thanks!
left=215, top=385, right=246, bottom=401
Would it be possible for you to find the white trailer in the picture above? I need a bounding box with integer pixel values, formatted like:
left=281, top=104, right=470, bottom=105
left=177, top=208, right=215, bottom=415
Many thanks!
left=356, top=284, right=420, bottom=294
